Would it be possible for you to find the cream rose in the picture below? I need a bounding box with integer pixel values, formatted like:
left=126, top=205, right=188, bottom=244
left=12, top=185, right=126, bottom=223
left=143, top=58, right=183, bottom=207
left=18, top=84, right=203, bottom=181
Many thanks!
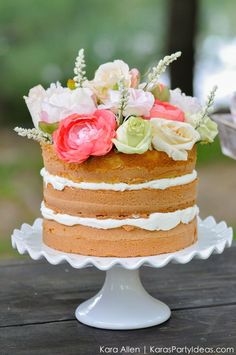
left=185, top=112, right=218, bottom=143
left=197, top=116, right=218, bottom=144
left=151, top=118, right=200, bottom=160
left=87, top=60, right=131, bottom=101
left=112, top=116, right=152, bottom=154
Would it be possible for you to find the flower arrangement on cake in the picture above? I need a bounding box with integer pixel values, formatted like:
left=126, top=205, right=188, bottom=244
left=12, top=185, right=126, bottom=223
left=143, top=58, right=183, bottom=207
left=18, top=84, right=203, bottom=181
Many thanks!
left=15, top=49, right=218, bottom=257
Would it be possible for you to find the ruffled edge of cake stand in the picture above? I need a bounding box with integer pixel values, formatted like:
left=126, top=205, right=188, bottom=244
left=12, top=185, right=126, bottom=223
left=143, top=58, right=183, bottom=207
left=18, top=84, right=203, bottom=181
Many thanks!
left=11, top=217, right=233, bottom=271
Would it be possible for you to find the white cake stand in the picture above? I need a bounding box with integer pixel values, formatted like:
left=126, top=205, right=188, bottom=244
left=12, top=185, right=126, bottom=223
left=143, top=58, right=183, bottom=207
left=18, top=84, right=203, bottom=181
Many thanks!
left=12, top=216, right=233, bottom=330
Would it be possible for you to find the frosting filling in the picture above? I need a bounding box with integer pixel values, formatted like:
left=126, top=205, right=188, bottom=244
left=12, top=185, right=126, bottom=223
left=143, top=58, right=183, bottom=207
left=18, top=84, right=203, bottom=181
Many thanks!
left=41, top=168, right=197, bottom=191
left=41, top=201, right=199, bottom=231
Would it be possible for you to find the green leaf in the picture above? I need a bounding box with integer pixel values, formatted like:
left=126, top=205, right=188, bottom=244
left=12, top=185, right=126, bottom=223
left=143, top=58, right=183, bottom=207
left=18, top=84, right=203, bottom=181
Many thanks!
left=38, top=121, right=59, bottom=135
left=151, top=84, right=170, bottom=102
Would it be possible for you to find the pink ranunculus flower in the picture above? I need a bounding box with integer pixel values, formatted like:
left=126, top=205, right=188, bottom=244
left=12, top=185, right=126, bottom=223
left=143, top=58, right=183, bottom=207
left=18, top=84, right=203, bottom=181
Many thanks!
left=148, top=99, right=185, bottom=122
left=53, top=110, right=116, bottom=163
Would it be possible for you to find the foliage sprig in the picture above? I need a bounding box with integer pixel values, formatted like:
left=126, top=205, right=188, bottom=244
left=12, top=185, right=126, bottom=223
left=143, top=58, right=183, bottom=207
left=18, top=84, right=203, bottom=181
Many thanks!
left=145, top=51, right=182, bottom=91
left=200, top=85, right=218, bottom=123
left=14, top=127, right=52, bottom=143
left=73, top=48, right=87, bottom=88
left=117, top=78, right=130, bottom=126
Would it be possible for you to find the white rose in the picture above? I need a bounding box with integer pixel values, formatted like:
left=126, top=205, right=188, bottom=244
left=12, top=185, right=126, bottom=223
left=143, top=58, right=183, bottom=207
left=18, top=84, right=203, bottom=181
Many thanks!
left=24, top=82, right=96, bottom=128
left=151, top=118, right=200, bottom=160
left=86, top=60, right=131, bottom=101
left=100, top=88, right=155, bottom=117
left=170, top=88, right=202, bottom=115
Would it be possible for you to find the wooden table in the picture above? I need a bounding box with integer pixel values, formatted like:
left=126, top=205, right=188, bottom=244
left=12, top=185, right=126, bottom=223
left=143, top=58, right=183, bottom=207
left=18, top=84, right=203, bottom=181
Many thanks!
left=1, top=244, right=236, bottom=355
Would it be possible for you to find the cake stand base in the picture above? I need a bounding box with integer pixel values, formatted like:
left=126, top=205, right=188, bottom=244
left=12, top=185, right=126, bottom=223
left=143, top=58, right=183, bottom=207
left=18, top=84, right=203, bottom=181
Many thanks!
left=75, top=266, right=170, bottom=329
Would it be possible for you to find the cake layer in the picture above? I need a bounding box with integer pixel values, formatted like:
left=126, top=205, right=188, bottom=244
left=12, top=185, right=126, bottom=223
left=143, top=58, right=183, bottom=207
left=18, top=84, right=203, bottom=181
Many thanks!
left=41, top=143, right=197, bottom=183
left=41, top=167, right=197, bottom=191
left=41, top=202, right=198, bottom=231
left=43, top=218, right=197, bottom=257
left=43, top=179, right=198, bottom=217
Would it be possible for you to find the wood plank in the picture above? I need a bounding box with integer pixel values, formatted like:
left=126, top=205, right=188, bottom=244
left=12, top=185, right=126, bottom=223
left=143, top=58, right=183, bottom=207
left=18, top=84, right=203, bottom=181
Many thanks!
left=0, top=258, right=44, bottom=268
left=0, top=247, right=235, bottom=327
left=142, top=246, right=236, bottom=310
left=1, top=305, right=235, bottom=355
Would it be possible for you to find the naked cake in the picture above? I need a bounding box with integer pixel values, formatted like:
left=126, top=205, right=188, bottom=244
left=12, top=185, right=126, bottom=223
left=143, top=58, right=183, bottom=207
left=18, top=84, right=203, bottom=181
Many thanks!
left=16, top=49, right=218, bottom=257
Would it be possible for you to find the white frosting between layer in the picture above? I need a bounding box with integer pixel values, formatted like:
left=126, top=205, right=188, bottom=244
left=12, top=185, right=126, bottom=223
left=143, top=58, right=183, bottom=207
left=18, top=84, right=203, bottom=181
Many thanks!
left=40, top=168, right=197, bottom=191
left=41, top=202, right=199, bottom=231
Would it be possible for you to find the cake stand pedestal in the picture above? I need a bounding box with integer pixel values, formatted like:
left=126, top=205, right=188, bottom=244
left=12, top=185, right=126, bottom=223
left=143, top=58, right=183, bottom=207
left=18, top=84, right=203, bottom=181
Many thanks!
left=12, top=216, right=232, bottom=330
left=76, top=266, right=170, bottom=329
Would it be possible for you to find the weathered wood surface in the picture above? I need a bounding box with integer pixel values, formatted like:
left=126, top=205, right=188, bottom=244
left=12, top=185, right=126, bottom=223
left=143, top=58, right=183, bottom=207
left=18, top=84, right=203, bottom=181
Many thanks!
left=0, top=245, right=235, bottom=355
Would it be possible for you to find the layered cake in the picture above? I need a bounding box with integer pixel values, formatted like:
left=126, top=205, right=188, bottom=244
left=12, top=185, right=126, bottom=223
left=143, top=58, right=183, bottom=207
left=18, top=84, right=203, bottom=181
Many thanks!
left=16, top=49, right=218, bottom=257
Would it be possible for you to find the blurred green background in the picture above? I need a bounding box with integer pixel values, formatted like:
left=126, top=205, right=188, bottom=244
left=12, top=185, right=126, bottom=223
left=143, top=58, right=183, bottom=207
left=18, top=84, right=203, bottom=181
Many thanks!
left=0, top=0, right=236, bottom=258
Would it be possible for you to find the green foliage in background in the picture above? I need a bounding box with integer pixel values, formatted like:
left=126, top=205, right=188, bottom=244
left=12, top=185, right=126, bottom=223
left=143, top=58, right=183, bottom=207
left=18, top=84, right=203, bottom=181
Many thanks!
left=0, top=0, right=167, bottom=125
left=1, top=0, right=236, bottom=127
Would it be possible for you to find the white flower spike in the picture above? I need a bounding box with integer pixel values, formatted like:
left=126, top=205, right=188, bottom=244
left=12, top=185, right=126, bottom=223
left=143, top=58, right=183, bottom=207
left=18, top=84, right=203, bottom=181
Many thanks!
left=146, top=51, right=182, bottom=91
left=73, top=48, right=87, bottom=88
left=14, top=127, right=52, bottom=144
